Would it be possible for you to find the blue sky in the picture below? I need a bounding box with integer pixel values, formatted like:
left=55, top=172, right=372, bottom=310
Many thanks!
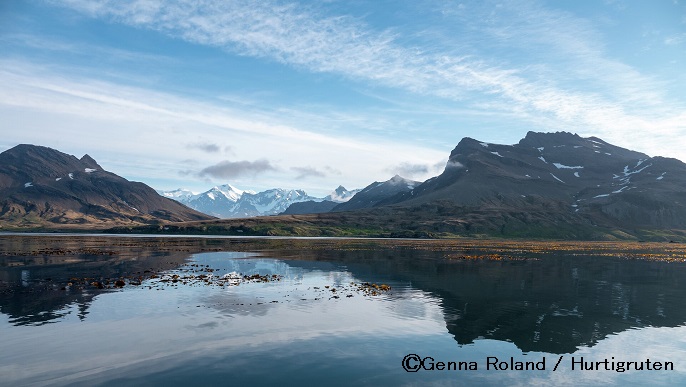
left=1, top=0, right=684, bottom=196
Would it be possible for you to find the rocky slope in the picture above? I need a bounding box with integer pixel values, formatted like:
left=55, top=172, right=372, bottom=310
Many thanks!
left=281, top=200, right=339, bottom=215
left=121, top=132, right=686, bottom=240
left=281, top=186, right=361, bottom=215
left=0, top=145, right=212, bottom=228
left=331, top=175, right=419, bottom=212
left=381, top=131, right=686, bottom=230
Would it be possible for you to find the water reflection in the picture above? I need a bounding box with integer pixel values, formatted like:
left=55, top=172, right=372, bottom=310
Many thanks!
left=278, top=247, right=686, bottom=354
left=1, top=235, right=686, bottom=385
left=2, top=237, right=686, bottom=352
left=0, top=249, right=193, bottom=326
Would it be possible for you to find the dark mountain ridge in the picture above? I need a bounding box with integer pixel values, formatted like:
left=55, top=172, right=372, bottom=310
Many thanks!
left=331, top=175, right=419, bottom=212
left=6, top=132, right=686, bottom=240
left=0, top=144, right=212, bottom=227
left=378, top=131, right=686, bottom=230
left=282, top=200, right=339, bottom=215
left=131, top=131, right=686, bottom=240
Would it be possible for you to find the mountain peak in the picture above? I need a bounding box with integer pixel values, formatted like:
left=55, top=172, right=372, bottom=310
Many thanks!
left=325, top=185, right=359, bottom=203
left=0, top=144, right=212, bottom=225
left=80, top=154, right=102, bottom=170
left=3, top=144, right=71, bottom=160
left=519, top=131, right=581, bottom=147
left=332, top=175, right=419, bottom=211
left=388, top=175, right=414, bottom=186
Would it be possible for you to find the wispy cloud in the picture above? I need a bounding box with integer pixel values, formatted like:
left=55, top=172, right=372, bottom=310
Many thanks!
left=186, top=142, right=223, bottom=153
left=664, top=33, right=686, bottom=45
left=198, top=159, right=276, bottom=179
left=385, top=160, right=453, bottom=180
left=0, top=33, right=174, bottom=65
left=50, top=0, right=686, bottom=155
left=0, top=59, right=447, bottom=191
left=386, top=162, right=429, bottom=178
left=4, top=0, right=685, bottom=193
left=291, top=166, right=326, bottom=180
left=445, top=160, right=465, bottom=170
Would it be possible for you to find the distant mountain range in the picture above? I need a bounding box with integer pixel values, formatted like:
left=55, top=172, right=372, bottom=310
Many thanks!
left=0, top=145, right=212, bottom=228
left=125, top=131, right=686, bottom=240
left=159, top=184, right=362, bottom=218
left=6, top=132, right=686, bottom=240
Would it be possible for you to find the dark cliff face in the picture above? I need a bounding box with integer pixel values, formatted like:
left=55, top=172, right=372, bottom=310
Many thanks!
left=0, top=144, right=213, bottom=226
left=332, top=175, right=420, bottom=212
left=376, top=131, right=686, bottom=231
left=282, top=200, right=339, bottom=215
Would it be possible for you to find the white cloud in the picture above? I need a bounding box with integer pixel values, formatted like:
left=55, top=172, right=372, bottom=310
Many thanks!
left=0, top=60, right=446, bottom=194
left=48, top=0, right=686, bottom=161
left=665, top=33, right=686, bottom=45
left=3, top=0, right=685, bottom=196
left=198, top=159, right=276, bottom=179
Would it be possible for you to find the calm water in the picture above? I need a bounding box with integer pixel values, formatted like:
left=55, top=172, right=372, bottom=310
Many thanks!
left=1, top=235, right=686, bottom=386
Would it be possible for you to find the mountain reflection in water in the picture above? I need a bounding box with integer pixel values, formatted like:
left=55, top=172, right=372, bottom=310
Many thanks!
left=1, top=235, right=685, bottom=385
left=279, top=247, right=686, bottom=354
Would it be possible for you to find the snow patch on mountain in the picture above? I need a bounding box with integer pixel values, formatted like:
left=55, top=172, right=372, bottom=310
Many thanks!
left=325, top=186, right=360, bottom=202
left=553, top=163, right=583, bottom=169
left=230, top=189, right=316, bottom=217
left=159, top=188, right=197, bottom=202
left=550, top=173, right=565, bottom=183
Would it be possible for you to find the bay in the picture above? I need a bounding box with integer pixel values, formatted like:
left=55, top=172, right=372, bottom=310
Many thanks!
left=1, top=234, right=685, bottom=386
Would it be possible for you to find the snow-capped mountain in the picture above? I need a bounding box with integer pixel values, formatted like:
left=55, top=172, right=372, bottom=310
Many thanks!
left=159, top=184, right=323, bottom=218
left=281, top=185, right=362, bottom=215
left=158, top=188, right=197, bottom=202
left=184, top=184, right=253, bottom=218
left=324, top=185, right=361, bottom=203
left=203, top=184, right=250, bottom=202
left=230, top=189, right=318, bottom=217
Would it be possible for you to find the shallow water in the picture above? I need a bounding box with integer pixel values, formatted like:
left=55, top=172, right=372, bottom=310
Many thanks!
left=1, top=235, right=686, bottom=386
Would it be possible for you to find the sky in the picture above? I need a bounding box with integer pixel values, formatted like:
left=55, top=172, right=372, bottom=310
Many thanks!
left=1, top=0, right=685, bottom=196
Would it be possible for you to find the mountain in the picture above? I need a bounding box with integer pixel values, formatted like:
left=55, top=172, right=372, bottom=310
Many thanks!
left=281, top=185, right=361, bottom=215
left=161, top=185, right=319, bottom=218
left=384, top=132, right=649, bottom=205
left=180, top=184, right=252, bottom=218
left=332, top=175, right=420, bottom=212
left=324, top=186, right=361, bottom=202
left=230, top=189, right=318, bottom=217
left=380, top=131, right=686, bottom=231
left=125, top=132, right=686, bottom=240
left=161, top=184, right=364, bottom=218
left=158, top=188, right=196, bottom=202
left=0, top=145, right=213, bottom=228
left=281, top=200, right=339, bottom=215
